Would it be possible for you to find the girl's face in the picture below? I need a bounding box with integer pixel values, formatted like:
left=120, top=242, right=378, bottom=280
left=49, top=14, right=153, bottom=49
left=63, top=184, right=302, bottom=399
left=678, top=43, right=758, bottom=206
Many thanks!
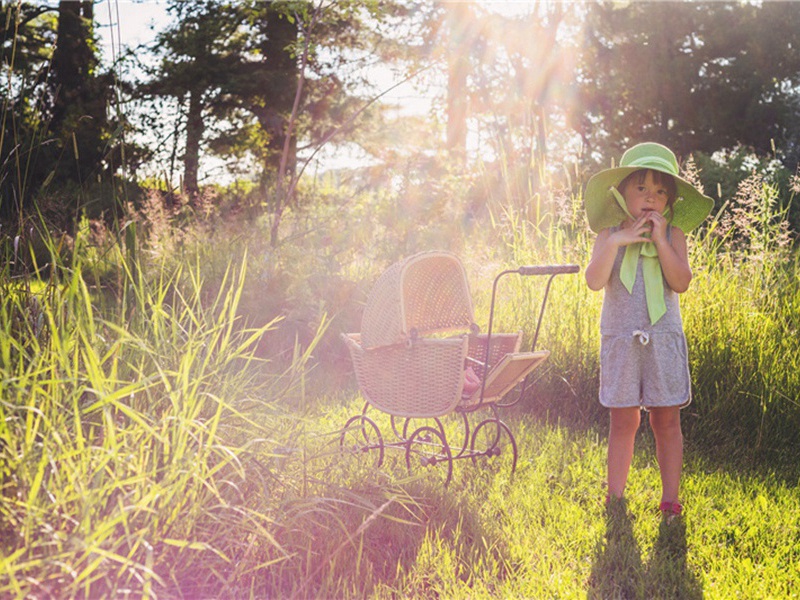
left=621, top=170, right=671, bottom=220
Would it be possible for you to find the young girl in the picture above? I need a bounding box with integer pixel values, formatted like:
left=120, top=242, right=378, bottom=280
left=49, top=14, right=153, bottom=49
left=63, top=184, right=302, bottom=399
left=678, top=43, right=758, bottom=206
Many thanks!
left=583, top=142, right=713, bottom=519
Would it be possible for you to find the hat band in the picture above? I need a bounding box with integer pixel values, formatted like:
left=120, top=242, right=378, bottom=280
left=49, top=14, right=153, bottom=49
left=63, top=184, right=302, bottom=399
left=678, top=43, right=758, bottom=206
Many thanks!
left=624, top=155, right=677, bottom=175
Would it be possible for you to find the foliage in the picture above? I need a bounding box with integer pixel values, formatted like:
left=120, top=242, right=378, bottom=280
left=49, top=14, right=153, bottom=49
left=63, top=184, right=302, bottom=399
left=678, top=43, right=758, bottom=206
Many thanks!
left=3, top=2, right=800, bottom=597
left=1, top=1, right=136, bottom=227
left=1, top=2, right=56, bottom=218
left=46, top=2, right=115, bottom=188
left=140, top=0, right=254, bottom=195
left=694, top=146, right=800, bottom=235
left=574, top=2, right=800, bottom=164
left=138, top=0, right=391, bottom=199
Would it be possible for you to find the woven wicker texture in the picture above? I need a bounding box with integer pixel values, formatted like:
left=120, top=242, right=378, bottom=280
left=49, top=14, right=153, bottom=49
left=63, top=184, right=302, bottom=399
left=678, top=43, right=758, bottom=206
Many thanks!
left=344, top=253, right=551, bottom=418
left=342, top=333, right=468, bottom=417
left=360, top=251, right=474, bottom=349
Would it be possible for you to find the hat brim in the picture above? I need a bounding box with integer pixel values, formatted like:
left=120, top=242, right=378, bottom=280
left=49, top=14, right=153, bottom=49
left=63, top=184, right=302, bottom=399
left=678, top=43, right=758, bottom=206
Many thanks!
left=585, top=166, right=715, bottom=234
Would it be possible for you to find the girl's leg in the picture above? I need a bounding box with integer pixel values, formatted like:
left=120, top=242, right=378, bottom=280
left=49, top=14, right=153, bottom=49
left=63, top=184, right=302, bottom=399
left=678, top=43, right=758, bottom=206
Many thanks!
left=648, top=407, right=683, bottom=503
left=607, top=407, right=641, bottom=498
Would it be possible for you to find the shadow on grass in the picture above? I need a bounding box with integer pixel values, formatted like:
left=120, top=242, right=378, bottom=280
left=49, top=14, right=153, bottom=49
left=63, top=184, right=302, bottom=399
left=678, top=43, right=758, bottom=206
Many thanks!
left=258, top=473, right=515, bottom=599
left=644, top=517, right=703, bottom=599
left=588, top=499, right=703, bottom=600
left=588, top=498, right=645, bottom=600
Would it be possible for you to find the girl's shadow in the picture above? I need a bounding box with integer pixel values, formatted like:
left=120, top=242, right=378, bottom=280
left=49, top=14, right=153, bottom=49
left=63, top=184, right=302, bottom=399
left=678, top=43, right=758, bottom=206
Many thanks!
left=588, top=498, right=645, bottom=599
left=644, top=517, right=703, bottom=599
left=588, top=499, right=703, bottom=599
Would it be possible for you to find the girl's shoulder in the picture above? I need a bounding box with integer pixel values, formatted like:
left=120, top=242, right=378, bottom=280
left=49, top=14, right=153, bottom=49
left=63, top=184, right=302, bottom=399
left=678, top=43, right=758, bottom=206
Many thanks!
left=667, top=223, right=686, bottom=243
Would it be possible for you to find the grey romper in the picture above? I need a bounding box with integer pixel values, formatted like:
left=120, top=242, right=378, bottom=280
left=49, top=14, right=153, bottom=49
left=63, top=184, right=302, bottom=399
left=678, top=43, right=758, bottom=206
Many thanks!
left=599, top=226, right=691, bottom=409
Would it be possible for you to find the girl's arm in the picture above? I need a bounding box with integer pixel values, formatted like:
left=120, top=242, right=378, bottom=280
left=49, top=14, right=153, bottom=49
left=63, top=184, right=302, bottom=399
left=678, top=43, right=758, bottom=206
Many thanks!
left=585, top=229, right=617, bottom=290
left=585, top=219, right=652, bottom=290
left=646, top=212, right=692, bottom=293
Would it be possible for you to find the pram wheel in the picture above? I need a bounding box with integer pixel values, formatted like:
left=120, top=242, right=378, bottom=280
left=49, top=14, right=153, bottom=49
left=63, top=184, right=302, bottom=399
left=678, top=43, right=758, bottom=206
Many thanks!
left=470, top=417, right=518, bottom=476
left=401, top=417, right=446, bottom=443
left=405, top=425, right=453, bottom=486
left=340, top=415, right=384, bottom=468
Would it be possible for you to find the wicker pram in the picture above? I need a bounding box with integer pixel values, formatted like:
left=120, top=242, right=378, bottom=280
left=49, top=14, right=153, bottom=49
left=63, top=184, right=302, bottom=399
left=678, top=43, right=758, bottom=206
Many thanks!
left=340, top=251, right=578, bottom=484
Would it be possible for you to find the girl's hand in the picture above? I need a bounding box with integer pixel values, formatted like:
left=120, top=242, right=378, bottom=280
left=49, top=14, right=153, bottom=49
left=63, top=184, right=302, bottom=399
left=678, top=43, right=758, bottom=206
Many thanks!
left=610, top=214, right=652, bottom=247
left=643, top=210, right=668, bottom=245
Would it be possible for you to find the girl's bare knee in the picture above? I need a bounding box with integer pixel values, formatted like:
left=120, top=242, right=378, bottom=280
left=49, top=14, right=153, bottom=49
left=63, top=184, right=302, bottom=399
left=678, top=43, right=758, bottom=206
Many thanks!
left=649, top=407, right=682, bottom=435
left=610, top=407, right=641, bottom=436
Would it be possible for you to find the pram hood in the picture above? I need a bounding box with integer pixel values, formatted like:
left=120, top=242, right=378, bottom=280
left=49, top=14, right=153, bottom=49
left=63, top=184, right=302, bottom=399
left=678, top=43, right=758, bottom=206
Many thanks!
left=360, top=251, right=475, bottom=349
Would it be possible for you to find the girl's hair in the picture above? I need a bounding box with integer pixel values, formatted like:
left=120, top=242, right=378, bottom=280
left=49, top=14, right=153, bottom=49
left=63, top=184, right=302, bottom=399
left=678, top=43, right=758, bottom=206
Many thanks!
left=619, top=169, right=678, bottom=213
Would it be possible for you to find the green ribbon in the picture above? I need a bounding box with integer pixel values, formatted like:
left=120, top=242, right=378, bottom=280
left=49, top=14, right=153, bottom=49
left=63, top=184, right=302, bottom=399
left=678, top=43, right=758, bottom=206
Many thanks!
left=610, top=187, right=667, bottom=325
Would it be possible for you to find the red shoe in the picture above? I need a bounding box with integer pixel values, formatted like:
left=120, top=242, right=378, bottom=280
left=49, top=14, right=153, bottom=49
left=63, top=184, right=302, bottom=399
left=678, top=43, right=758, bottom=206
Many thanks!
left=659, top=501, right=683, bottom=521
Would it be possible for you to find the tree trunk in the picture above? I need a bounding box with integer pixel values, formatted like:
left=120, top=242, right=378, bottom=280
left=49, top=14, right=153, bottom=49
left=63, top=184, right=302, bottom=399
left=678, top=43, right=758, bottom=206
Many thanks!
left=51, top=2, right=93, bottom=134
left=50, top=1, right=105, bottom=187
left=261, top=3, right=299, bottom=176
left=183, top=89, right=204, bottom=197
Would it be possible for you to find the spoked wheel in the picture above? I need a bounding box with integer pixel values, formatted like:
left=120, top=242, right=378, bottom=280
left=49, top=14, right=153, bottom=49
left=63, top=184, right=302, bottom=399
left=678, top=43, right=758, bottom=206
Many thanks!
left=340, top=414, right=384, bottom=468
left=405, top=425, right=453, bottom=486
left=469, top=418, right=518, bottom=476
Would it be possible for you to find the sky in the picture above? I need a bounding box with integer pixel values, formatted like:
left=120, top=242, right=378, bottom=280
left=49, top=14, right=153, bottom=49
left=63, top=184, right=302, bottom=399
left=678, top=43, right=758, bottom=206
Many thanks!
left=95, top=0, right=169, bottom=69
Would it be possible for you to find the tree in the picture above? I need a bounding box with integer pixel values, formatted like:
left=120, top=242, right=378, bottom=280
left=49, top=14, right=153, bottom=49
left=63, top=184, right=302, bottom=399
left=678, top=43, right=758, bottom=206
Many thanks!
left=143, top=1, right=249, bottom=196
left=443, top=1, right=472, bottom=165
left=144, top=0, right=389, bottom=205
left=250, top=3, right=300, bottom=176
left=572, top=2, right=800, bottom=164
left=45, top=1, right=115, bottom=189
left=397, top=2, right=576, bottom=178
left=471, top=4, right=571, bottom=173
left=1, top=1, right=121, bottom=223
left=141, top=0, right=416, bottom=250
left=1, top=1, right=55, bottom=218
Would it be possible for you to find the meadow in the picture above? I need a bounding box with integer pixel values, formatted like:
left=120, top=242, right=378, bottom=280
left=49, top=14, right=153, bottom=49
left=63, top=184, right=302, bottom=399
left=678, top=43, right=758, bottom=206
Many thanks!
left=1, top=165, right=800, bottom=599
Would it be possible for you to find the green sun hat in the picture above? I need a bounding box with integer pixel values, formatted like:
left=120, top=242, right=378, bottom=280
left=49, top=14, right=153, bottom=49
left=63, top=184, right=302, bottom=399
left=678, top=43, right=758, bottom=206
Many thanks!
left=584, top=142, right=714, bottom=234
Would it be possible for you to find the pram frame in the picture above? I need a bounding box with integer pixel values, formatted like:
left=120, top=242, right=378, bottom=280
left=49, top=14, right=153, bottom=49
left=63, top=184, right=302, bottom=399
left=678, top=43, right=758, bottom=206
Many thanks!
left=340, top=251, right=578, bottom=485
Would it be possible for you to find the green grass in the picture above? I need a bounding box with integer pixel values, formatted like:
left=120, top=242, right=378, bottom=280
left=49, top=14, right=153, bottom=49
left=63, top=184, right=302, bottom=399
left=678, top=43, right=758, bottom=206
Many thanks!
left=2, top=166, right=800, bottom=597
left=3, top=4, right=800, bottom=593
left=279, top=408, right=800, bottom=599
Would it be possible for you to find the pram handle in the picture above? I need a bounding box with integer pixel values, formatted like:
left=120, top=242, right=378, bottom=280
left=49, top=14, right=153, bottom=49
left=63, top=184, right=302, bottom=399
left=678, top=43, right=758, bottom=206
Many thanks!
left=517, top=264, right=580, bottom=276
left=478, top=262, right=580, bottom=408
